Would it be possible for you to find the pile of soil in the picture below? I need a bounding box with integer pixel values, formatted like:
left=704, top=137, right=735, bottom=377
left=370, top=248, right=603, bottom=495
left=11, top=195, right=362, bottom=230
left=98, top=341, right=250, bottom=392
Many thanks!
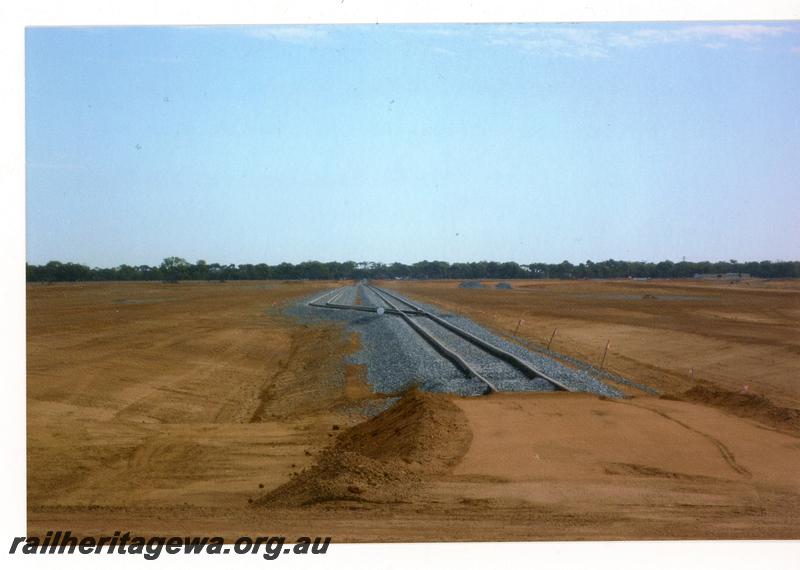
left=663, top=383, right=800, bottom=433
left=256, top=388, right=471, bottom=507
left=495, top=282, right=513, bottom=290
left=458, top=281, right=485, bottom=289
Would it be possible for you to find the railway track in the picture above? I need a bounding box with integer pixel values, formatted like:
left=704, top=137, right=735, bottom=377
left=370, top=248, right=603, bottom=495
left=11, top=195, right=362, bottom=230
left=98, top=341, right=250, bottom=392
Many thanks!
left=364, top=284, right=499, bottom=394
left=364, top=284, right=572, bottom=394
left=307, top=286, right=422, bottom=316
left=308, top=283, right=573, bottom=395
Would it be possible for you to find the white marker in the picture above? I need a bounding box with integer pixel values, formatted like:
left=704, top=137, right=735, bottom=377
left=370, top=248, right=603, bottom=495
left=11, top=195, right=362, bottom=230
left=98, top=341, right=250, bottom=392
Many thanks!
left=376, top=307, right=385, bottom=316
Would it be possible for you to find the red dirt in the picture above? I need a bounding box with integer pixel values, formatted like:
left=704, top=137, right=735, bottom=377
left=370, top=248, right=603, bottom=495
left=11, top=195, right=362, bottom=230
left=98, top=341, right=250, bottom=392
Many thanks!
left=26, top=281, right=800, bottom=541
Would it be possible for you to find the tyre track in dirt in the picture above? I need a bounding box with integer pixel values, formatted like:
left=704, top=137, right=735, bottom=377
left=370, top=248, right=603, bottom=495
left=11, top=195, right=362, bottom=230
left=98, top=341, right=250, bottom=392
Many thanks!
left=622, top=401, right=752, bottom=478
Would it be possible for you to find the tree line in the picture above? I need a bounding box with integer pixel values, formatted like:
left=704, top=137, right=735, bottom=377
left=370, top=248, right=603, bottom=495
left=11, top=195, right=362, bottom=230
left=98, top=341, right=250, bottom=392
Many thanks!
left=25, top=257, right=800, bottom=283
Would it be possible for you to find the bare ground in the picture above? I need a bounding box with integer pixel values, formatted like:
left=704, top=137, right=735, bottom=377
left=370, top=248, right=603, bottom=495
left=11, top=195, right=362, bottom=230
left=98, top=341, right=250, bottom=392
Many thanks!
left=26, top=280, right=800, bottom=540
left=380, top=279, right=800, bottom=407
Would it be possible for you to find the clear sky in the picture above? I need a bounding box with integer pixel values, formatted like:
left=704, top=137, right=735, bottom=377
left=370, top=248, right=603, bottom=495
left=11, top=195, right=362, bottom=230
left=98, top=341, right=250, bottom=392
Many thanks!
left=25, top=22, right=800, bottom=267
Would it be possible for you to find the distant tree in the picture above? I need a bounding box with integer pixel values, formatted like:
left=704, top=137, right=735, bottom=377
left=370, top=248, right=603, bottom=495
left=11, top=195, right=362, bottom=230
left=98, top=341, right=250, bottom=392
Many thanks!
left=499, top=261, right=524, bottom=279
left=551, top=260, right=574, bottom=279
left=189, top=259, right=209, bottom=280
left=298, top=260, right=329, bottom=280
left=24, top=258, right=800, bottom=283
left=115, top=264, right=138, bottom=281
left=253, top=263, right=271, bottom=280
left=160, top=256, right=189, bottom=283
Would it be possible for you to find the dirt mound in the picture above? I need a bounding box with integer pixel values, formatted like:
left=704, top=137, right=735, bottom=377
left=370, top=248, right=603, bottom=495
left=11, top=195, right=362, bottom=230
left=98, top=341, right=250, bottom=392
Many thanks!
left=459, top=281, right=484, bottom=289
left=256, top=388, right=471, bottom=507
left=337, top=387, right=472, bottom=470
left=256, top=451, right=422, bottom=506
left=495, top=282, right=513, bottom=289
left=663, top=384, right=800, bottom=433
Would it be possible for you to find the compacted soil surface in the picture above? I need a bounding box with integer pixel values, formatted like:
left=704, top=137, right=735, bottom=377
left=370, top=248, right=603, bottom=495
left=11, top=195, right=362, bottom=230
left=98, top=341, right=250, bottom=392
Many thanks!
left=380, top=279, right=800, bottom=407
left=26, top=280, right=800, bottom=540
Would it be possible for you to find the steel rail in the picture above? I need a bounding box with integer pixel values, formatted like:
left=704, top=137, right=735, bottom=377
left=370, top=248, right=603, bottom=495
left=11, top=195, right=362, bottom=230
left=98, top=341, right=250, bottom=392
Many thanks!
left=326, top=288, right=347, bottom=305
left=307, top=286, right=423, bottom=315
left=366, top=285, right=496, bottom=394
left=307, top=287, right=342, bottom=306
left=373, top=287, right=419, bottom=312
left=308, top=301, right=421, bottom=316
left=369, top=285, right=572, bottom=392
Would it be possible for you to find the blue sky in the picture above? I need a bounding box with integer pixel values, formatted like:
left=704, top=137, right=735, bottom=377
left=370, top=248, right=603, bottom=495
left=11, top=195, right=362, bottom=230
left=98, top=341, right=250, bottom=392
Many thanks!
left=25, top=23, right=800, bottom=267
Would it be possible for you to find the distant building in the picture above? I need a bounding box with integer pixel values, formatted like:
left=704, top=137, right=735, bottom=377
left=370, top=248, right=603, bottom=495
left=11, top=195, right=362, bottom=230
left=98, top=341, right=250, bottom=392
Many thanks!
left=693, top=272, right=750, bottom=281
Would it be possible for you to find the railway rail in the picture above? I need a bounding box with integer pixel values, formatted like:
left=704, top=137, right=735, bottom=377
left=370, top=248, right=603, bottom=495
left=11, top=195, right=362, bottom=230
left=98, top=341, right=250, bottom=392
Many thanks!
left=308, top=283, right=573, bottom=394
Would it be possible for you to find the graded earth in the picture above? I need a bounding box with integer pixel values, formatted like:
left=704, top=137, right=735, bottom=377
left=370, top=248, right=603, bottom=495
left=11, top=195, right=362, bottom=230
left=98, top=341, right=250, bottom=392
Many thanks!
left=27, top=279, right=800, bottom=540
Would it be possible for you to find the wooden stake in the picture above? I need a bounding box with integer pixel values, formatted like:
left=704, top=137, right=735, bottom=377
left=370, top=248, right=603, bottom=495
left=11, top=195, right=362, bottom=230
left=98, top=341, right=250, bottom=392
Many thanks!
left=547, top=327, right=558, bottom=350
left=513, top=319, right=523, bottom=335
left=600, top=339, right=611, bottom=369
